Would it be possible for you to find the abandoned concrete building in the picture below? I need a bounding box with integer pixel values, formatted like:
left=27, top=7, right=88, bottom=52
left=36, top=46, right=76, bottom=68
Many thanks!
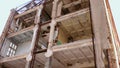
left=0, top=0, right=120, bottom=68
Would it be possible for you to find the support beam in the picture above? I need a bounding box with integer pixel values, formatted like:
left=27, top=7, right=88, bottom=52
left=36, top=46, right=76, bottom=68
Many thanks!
left=0, top=54, right=27, bottom=63
left=14, top=6, right=40, bottom=19
left=52, top=39, right=92, bottom=52
left=90, top=0, right=111, bottom=68
left=34, top=49, right=47, bottom=54
left=44, top=20, right=57, bottom=68
left=45, top=0, right=59, bottom=68
left=56, top=1, right=63, bottom=17
left=55, top=8, right=89, bottom=22
left=63, top=0, right=82, bottom=9
left=7, top=26, right=34, bottom=38
left=25, top=5, right=43, bottom=68
left=90, top=0, right=104, bottom=67
left=0, top=9, right=16, bottom=51
left=7, top=20, right=51, bottom=38
left=25, top=25, right=40, bottom=68
left=45, top=57, right=52, bottom=68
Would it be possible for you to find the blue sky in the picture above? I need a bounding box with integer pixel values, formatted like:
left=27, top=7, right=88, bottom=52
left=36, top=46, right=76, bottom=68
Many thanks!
left=0, top=0, right=120, bottom=39
left=109, top=0, right=120, bottom=39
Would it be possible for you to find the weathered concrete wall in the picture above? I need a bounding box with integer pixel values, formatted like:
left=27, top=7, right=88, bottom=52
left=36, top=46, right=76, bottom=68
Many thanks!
left=0, top=39, right=32, bottom=57
left=15, top=40, right=31, bottom=55
left=58, top=29, right=68, bottom=44
left=0, top=39, right=11, bottom=57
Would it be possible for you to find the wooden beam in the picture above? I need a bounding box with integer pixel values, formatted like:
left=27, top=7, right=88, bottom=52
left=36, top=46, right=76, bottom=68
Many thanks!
left=45, top=0, right=59, bottom=68
left=25, top=21, right=40, bottom=68
left=34, top=49, right=47, bottom=54
left=56, top=1, right=63, bottom=17
left=34, top=5, right=43, bottom=24
left=14, top=5, right=41, bottom=19
left=63, top=0, right=82, bottom=9
left=24, top=16, right=35, bottom=21
left=0, top=54, right=27, bottom=63
left=62, top=0, right=74, bottom=12
left=44, top=20, right=57, bottom=68
left=52, top=39, right=92, bottom=52
left=7, top=26, right=34, bottom=38
left=25, top=5, right=43, bottom=68
left=45, top=57, right=52, bottom=68
left=55, top=8, right=89, bottom=22
left=7, top=20, right=51, bottom=38
left=51, top=0, right=59, bottom=19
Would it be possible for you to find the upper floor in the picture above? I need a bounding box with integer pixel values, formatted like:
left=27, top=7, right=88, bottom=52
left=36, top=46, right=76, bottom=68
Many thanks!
left=0, top=0, right=119, bottom=68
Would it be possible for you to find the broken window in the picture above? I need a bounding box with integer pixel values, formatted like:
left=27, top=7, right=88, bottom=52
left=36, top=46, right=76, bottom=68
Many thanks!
left=6, top=43, right=17, bottom=57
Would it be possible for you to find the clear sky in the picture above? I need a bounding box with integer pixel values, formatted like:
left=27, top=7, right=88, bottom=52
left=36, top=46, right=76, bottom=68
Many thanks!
left=0, top=0, right=30, bottom=35
left=0, top=0, right=120, bottom=39
left=109, top=0, right=120, bottom=39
